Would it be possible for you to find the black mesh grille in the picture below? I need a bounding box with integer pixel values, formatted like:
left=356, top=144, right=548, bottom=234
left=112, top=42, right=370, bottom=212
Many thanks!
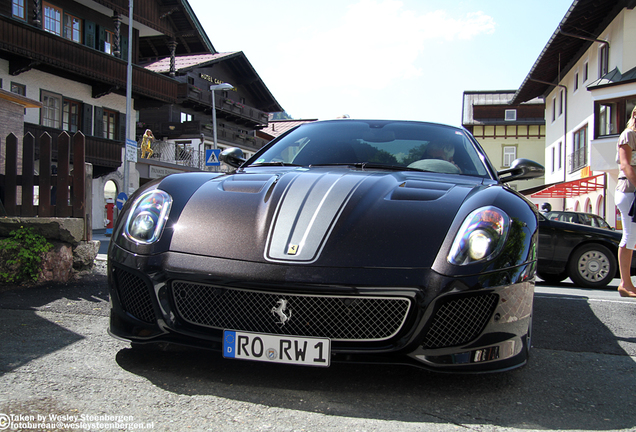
left=421, top=293, right=498, bottom=349
left=172, top=281, right=411, bottom=341
left=114, top=268, right=156, bottom=323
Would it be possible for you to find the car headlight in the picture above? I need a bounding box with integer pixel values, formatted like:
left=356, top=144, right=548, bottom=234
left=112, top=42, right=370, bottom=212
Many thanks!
left=448, top=206, right=510, bottom=265
left=124, top=190, right=172, bottom=244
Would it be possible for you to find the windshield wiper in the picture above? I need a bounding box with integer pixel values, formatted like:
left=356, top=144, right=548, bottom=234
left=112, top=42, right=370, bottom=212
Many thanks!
left=310, top=162, right=422, bottom=172
left=249, top=162, right=301, bottom=167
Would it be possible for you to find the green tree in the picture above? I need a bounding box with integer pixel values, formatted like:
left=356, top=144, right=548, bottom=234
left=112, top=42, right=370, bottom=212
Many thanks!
left=270, top=111, right=294, bottom=120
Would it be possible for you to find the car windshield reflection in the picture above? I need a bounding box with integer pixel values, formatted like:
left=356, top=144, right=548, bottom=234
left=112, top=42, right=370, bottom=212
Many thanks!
left=247, top=120, right=492, bottom=177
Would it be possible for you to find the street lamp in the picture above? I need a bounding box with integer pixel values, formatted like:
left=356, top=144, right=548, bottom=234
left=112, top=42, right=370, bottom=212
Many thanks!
left=210, top=83, right=234, bottom=154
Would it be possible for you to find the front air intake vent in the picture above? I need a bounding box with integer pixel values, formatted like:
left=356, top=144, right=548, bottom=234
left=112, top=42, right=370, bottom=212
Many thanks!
left=421, top=293, right=498, bottom=349
left=114, top=267, right=156, bottom=324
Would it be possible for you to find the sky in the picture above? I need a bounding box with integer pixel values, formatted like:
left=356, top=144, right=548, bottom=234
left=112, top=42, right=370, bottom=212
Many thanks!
left=188, top=0, right=574, bottom=127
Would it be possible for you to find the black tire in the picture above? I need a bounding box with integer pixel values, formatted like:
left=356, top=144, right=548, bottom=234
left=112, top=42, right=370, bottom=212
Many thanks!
left=567, top=243, right=616, bottom=288
left=537, top=272, right=567, bottom=284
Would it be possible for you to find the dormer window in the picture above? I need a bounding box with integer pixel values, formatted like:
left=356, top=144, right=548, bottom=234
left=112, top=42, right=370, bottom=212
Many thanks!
left=505, top=109, right=517, bottom=121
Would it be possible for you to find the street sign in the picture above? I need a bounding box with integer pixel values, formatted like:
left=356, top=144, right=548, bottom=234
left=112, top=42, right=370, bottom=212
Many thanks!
left=126, top=139, right=138, bottom=162
left=205, top=149, right=221, bottom=166
left=116, top=192, right=128, bottom=210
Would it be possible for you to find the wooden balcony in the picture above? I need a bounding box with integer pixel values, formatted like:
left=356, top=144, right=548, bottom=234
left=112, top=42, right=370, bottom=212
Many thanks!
left=0, top=16, right=177, bottom=103
left=177, top=84, right=270, bottom=127
left=24, top=123, right=123, bottom=173
left=137, top=121, right=269, bottom=152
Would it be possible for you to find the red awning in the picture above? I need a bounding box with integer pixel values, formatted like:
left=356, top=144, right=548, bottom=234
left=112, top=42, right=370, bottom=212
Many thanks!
left=530, top=174, right=605, bottom=199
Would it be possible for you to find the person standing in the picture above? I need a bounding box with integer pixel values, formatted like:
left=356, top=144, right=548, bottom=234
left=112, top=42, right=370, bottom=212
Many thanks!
left=615, top=106, right=636, bottom=297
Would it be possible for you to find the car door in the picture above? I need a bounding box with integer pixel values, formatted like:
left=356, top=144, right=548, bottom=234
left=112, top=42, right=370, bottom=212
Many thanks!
left=537, top=214, right=559, bottom=273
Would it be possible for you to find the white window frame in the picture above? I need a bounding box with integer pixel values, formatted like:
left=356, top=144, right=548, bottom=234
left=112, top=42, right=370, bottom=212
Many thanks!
left=504, top=109, right=517, bottom=121
left=502, top=145, right=517, bottom=168
left=551, top=146, right=555, bottom=173
left=574, top=71, right=579, bottom=92
left=552, top=97, right=556, bottom=122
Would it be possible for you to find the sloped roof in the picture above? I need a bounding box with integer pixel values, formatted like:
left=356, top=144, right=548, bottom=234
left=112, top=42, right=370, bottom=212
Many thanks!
left=587, top=66, right=636, bottom=89
left=260, top=119, right=318, bottom=139
left=0, top=89, right=41, bottom=108
left=137, top=0, right=216, bottom=60
left=512, top=0, right=636, bottom=104
left=143, top=52, right=238, bottom=73
left=143, top=52, right=283, bottom=112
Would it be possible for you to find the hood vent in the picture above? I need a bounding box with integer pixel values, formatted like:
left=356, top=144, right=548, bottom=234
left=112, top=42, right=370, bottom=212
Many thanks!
left=390, top=180, right=453, bottom=201
left=219, top=174, right=277, bottom=194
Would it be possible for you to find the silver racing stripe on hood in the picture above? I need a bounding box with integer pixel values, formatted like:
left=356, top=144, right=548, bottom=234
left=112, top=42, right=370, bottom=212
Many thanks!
left=265, top=171, right=367, bottom=263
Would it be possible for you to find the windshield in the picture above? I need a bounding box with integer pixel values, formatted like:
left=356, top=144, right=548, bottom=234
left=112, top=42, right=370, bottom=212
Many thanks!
left=247, top=120, right=491, bottom=177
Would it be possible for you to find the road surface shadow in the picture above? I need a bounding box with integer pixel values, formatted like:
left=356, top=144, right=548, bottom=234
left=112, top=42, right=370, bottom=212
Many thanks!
left=115, top=294, right=636, bottom=430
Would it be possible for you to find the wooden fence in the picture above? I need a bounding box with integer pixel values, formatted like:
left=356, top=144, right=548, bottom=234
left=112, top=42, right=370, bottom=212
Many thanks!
left=0, top=131, right=92, bottom=241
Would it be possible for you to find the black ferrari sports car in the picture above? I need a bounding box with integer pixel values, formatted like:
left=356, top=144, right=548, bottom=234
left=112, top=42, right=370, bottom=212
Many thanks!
left=108, top=119, right=544, bottom=373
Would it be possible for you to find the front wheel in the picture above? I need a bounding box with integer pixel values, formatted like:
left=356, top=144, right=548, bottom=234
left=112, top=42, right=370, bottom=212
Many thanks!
left=567, top=244, right=616, bottom=288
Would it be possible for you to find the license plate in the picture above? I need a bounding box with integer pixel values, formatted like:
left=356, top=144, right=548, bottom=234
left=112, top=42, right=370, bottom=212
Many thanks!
left=223, top=330, right=331, bottom=367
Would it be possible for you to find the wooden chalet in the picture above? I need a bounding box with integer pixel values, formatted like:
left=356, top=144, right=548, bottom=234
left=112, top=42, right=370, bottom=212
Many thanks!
left=136, top=52, right=283, bottom=182
left=0, top=0, right=217, bottom=176
left=1, top=0, right=283, bottom=226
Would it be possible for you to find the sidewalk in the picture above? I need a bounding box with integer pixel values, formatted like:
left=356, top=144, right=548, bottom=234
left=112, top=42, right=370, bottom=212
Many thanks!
left=92, top=228, right=111, bottom=261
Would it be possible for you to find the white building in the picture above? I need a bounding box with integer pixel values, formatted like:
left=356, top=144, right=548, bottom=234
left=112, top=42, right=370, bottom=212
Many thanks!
left=513, top=1, right=636, bottom=229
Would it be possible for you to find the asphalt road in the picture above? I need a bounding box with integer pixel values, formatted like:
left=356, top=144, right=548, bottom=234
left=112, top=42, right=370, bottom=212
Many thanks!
left=0, top=262, right=634, bottom=432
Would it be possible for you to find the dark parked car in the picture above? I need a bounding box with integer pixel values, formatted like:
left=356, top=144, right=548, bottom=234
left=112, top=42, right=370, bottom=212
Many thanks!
left=538, top=213, right=632, bottom=287
left=108, top=119, right=544, bottom=373
left=544, top=211, right=613, bottom=230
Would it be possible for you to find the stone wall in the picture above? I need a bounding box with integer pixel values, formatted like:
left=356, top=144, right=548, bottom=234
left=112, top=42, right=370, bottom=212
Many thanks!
left=0, top=217, right=100, bottom=284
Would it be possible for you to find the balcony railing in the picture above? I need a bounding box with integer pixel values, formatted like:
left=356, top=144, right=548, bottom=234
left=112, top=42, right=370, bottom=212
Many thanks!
left=0, top=16, right=177, bottom=103
left=137, top=141, right=231, bottom=173
left=177, top=84, right=270, bottom=126
left=569, top=146, right=588, bottom=173
left=137, top=121, right=269, bottom=151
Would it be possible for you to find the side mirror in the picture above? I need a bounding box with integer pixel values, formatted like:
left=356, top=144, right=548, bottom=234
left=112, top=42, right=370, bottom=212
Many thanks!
left=498, top=158, right=544, bottom=183
left=220, top=147, right=246, bottom=168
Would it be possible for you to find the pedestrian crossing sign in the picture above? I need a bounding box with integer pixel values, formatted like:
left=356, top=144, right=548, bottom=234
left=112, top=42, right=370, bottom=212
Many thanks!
left=206, top=149, right=221, bottom=166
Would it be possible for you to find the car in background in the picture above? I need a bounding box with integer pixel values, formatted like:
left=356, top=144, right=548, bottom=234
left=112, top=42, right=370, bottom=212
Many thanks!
left=108, top=119, right=545, bottom=373
left=537, top=213, right=634, bottom=288
left=543, top=211, right=613, bottom=230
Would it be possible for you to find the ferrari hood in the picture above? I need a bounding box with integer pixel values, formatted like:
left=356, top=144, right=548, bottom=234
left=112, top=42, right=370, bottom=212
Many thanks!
left=168, top=168, right=481, bottom=268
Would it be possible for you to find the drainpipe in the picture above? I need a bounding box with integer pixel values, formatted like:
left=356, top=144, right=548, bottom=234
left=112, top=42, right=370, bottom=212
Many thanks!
left=558, top=27, right=610, bottom=219
left=529, top=78, right=568, bottom=209
left=558, top=27, right=609, bottom=51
